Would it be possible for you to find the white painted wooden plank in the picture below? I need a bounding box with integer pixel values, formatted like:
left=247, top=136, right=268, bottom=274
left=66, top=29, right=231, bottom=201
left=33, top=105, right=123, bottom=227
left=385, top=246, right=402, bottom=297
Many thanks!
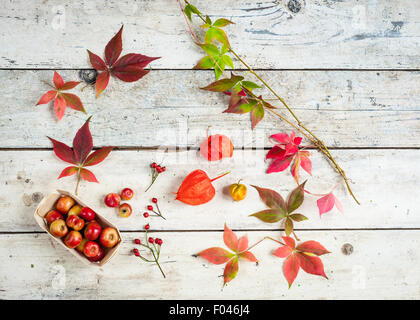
left=0, top=230, right=418, bottom=299
left=0, top=1, right=419, bottom=69
left=1, top=149, right=418, bottom=232
left=1, top=70, right=419, bottom=148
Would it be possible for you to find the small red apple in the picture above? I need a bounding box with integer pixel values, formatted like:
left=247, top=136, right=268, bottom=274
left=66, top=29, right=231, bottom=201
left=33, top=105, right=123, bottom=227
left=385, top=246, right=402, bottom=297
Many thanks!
left=45, top=210, right=63, bottom=225
left=99, top=227, right=120, bottom=248
left=104, top=193, right=121, bottom=207
left=56, top=196, right=75, bottom=214
left=118, top=203, right=132, bottom=218
left=64, top=230, right=82, bottom=249
left=49, top=219, right=68, bottom=238
left=66, top=215, right=85, bottom=231
left=83, top=241, right=100, bottom=258
left=84, top=221, right=102, bottom=241
left=79, top=207, right=96, bottom=221
left=68, top=204, right=83, bottom=216
left=76, top=238, right=89, bottom=253
left=121, top=188, right=134, bottom=201
left=88, top=247, right=104, bottom=262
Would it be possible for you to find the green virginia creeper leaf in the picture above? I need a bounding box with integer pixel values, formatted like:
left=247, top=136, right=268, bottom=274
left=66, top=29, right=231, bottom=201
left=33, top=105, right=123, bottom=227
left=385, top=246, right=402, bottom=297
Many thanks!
left=205, top=27, right=230, bottom=48
left=193, top=56, right=214, bottom=69
left=285, top=218, right=294, bottom=236
left=198, top=43, right=220, bottom=57
left=250, top=209, right=286, bottom=223
left=205, top=15, right=212, bottom=25
left=289, top=213, right=308, bottom=222
left=213, top=18, right=234, bottom=28
left=223, top=55, right=234, bottom=69
left=241, top=80, right=261, bottom=91
left=251, top=102, right=264, bottom=129
left=184, top=4, right=201, bottom=21
left=200, top=73, right=243, bottom=92
left=223, top=256, right=239, bottom=286
left=287, top=181, right=307, bottom=213
left=251, top=185, right=287, bottom=213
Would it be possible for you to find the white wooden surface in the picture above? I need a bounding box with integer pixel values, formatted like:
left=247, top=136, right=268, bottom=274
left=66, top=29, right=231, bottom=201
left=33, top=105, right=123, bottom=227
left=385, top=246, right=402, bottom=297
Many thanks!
left=0, top=0, right=419, bottom=300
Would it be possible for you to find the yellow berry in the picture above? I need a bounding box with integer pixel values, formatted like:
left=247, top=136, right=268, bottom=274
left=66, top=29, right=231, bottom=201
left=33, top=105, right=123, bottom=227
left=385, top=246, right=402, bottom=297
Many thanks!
left=229, top=182, right=247, bottom=201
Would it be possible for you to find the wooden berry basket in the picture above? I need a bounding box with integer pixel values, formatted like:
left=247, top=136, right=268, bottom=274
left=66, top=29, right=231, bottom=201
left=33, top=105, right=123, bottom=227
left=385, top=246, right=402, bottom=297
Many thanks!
left=34, top=189, right=122, bottom=266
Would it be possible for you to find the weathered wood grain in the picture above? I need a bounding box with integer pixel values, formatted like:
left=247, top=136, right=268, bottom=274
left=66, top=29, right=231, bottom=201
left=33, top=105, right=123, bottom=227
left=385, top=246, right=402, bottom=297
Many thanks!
left=0, top=1, right=419, bottom=69
left=1, top=70, right=419, bottom=148
left=1, top=149, right=418, bottom=232
left=0, top=230, right=418, bottom=299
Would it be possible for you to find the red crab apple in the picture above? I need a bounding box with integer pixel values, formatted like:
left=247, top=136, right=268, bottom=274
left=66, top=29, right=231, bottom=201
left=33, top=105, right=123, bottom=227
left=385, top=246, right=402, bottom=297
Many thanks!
left=56, top=196, right=75, bottom=214
left=79, top=207, right=96, bottom=221
left=104, top=193, right=121, bottom=207
left=49, top=219, right=68, bottom=238
left=88, top=247, right=104, bottom=262
left=118, top=203, right=132, bottom=218
left=76, top=238, right=89, bottom=253
left=83, top=241, right=100, bottom=258
left=121, top=188, right=134, bottom=201
left=99, top=227, right=120, bottom=248
left=45, top=210, right=63, bottom=225
left=64, top=230, right=82, bottom=249
left=68, top=204, right=83, bottom=216
left=66, top=215, right=85, bottom=231
left=84, top=221, right=102, bottom=241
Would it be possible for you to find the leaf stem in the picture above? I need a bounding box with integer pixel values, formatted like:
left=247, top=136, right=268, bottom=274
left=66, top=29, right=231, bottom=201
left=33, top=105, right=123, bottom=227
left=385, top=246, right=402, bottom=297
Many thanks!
left=239, top=236, right=286, bottom=254
left=75, top=168, right=81, bottom=196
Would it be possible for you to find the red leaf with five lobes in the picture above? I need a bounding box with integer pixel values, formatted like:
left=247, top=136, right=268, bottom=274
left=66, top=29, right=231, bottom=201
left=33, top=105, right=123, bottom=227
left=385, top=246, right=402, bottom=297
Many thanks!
left=79, top=168, right=98, bottom=182
left=61, top=93, right=85, bottom=112
left=84, top=147, right=114, bottom=166
left=36, top=90, right=57, bottom=105
left=54, top=94, right=67, bottom=121
left=223, top=256, right=239, bottom=285
left=273, top=245, right=293, bottom=258
left=239, top=251, right=258, bottom=262
left=58, top=166, right=78, bottom=179
left=105, top=25, right=123, bottom=66
left=317, top=192, right=343, bottom=216
left=223, top=224, right=238, bottom=252
left=296, top=253, right=327, bottom=278
left=60, top=81, right=81, bottom=91
left=251, top=185, right=286, bottom=212
left=95, top=71, right=110, bottom=98
left=87, top=50, right=107, bottom=71
left=296, top=241, right=330, bottom=256
left=113, top=53, right=161, bottom=70
left=283, top=254, right=300, bottom=288
left=237, top=235, right=248, bottom=252
left=266, top=145, right=286, bottom=160
left=73, top=117, right=93, bottom=164
left=48, top=137, right=76, bottom=164
left=267, top=156, right=293, bottom=174
left=53, top=71, right=64, bottom=89
left=112, top=66, right=150, bottom=82
left=197, top=247, right=234, bottom=265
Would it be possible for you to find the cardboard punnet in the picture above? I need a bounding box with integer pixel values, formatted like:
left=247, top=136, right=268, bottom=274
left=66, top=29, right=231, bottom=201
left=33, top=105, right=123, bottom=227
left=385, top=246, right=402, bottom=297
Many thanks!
left=34, top=189, right=122, bottom=266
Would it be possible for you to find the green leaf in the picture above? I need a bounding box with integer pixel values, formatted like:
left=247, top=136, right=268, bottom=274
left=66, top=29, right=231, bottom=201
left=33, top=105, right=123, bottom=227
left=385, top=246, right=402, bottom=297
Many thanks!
left=223, top=55, right=234, bottom=69
left=287, top=181, right=307, bottom=213
left=198, top=43, right=220, bottom=57
left=251, top=102, right=264, bottom=129
left=241, top=80, right=261, bottom=91
left=214, top=56, right=225, bottom=80
left=184, top=3, right=201, bottom=21
left=285, top=218, right=294, bottom=236
left=221, top=44, right=229, bottom=55
left=213, top=18, right=234, bottom=28
left=250, top=209, right=286, bottom=223
left=205, top=27, right=230, bottom=48
left=289, top=213, right=308, bottom=222
left=251, top=185, right=287, bottom=213
left=193, top=56, right=214, bottom=70
left=205, top=15, right=212, bottom=25
left=200, top=73, right=244, bottom=92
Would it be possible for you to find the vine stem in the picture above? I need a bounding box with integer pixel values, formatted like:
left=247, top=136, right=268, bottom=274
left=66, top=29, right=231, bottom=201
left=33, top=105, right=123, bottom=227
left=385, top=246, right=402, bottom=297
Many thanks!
left=180, top=0, right=359, bottom=205
left=238, top=236, right=286, bottom=254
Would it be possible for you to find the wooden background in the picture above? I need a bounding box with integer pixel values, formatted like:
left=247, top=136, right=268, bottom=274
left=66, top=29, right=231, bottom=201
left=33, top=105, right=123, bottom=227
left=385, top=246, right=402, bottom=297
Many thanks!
left=0, top=0, right=419, bottom=299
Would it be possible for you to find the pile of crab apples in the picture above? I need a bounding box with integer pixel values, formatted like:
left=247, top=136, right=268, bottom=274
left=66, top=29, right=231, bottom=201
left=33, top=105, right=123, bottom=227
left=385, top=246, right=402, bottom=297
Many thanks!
left=46, top=196, right=120, bottom=262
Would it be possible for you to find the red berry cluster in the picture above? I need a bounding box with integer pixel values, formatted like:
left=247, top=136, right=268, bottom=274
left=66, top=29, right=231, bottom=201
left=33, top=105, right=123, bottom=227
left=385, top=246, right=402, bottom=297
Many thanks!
left=145, top=198, right=166, bottom=220
left=104, top=188, right=134, bottom=218
left=145, top=162, right=166, bottom=192
left=132, top=223, right=165, bottom=278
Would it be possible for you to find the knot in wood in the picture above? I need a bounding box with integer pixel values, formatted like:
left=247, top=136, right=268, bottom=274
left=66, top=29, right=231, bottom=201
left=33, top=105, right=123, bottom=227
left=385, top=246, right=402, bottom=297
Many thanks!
left=79, top=69, right=98, bottom=84
left=341, top=243, right=354, bottom=255
left=287, top=0, right=302, bottom=13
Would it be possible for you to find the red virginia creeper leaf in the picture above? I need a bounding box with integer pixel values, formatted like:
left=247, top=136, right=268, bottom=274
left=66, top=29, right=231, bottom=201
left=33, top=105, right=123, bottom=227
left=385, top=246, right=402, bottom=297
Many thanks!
left=61, top=93, right=85, bottom=113
left=60, top=81, right=80, bottom=91
left=58, top=166, right=78, bottom=179
left=87, top=50, right=107, bottom=71
left=105, top=25, right=123, bottom=66
left=197, top=247, right=234, bottom=265
left=73, top=117, right=93, bottom=164
left=266, top=145, right=286, bottom=160
left=273, top=246, right=293, bottom=258
left=237, top=235, right=248, bottom=252
left=95, top=71, right=110, bottom=98
left=113, top=53, right=160, bottom=70
left=223, top=256, right=238, bottom=285
left=267, top=156, right=293, bottom=174
left=282, top=236, right=296, bottom=249
left=296, top=241, right=330, bottom=256
left=84, top=147, right=114, bottom=166
left=223, top=223, right=238, bottom=252
left=296, top=253, right=327, bottom=279
left=36, top=90, right=57, bottom=105
left=251, top=185, right=287, bottom=212
left=271, top=133, right=290, bottom=144
left=250, top=102, right=264, bottom=129
left=317, top=192, right=343, bottom=216
left=112, top=65, right=150, bottom=82
left=79, top=168, right=99, bottom=183
left=299, top=151, right=312, bottom=175
left=239, top=251, right=258, bottom=262
left=201, top=73, right=243, bottom=92
left=283, top=254, right=300, bottom=288
left=53, top=71, right=64, bottom=89
left=47, top=137, right=76, bottom=164
left=54, top=94, right=66, bottom=121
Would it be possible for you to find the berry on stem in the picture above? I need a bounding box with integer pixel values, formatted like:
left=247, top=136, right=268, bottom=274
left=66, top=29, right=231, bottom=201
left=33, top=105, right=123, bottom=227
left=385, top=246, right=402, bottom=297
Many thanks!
left=144, top=224, right=150, bottom=230
left=152, top=198, right=158, bottom=203
left=148, top=237, right=154, bottom=244
left=162, top=167, right=166, bottom=172
left=134, top=239, right=141, bottom=245
left=143, top=212, right=149, bottom=218
left=151, top=162, right=157, bottom=168
left=147, top=205, right=153, bottom=211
